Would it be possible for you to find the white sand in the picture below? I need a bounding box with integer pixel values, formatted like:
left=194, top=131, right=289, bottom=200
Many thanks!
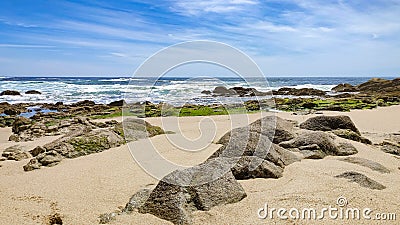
left=0, top=106, right=399, bottom=224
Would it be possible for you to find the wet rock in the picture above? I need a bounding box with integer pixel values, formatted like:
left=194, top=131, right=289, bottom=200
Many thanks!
left=201, top=90, right=211, bottom=95
left=300, top=115, right=360, bottom=134
left=212, top=86, right=236, bottom=96
left=71, top=100, right=95, bottom=107
left=25, top=90, right=41, bottom=95
left=331, top=83, right=358, bottom=92
left=138, top=159, right=246, bottom=224
left=273, top=87, right=326, bottom=96
left=2, top=145, right=31, bottom=161
left=108, top=100, right=125, bottom=107
left=338, top=157, right=390, bottom=173
left=0, top=90, right=21, bottom=96
left=335, top=171, right=386, bottom=190
left=4, top=108, right=20, bottom=115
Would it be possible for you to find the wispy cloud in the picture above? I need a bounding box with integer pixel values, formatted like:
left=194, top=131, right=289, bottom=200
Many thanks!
left=171, top=0, right=259, bottom=15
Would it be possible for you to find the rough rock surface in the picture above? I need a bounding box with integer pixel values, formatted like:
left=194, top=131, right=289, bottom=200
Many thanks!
left=248, top=116, right=296, bottom=143
left=138, top=159, right=246, bottom=225
left=335, top=171, right=386, bottom=190
left=381, top=140, right=400, bottom=156
left=2, top=145, right=31, bottom=161
left=332, top=129, right=371, bottom=144
left=300, top=115, right=360, bottom=134
left=279, top=131, right=358, bottom=157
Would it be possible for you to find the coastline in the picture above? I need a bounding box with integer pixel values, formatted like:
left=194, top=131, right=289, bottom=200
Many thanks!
left=0, top=105, right=399, bottom=224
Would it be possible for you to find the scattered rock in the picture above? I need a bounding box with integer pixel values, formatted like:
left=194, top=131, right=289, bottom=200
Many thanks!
left=0, top=90, right=21, bottom=96
left=212, top=86, right=236, bottom=96
left=23, top=158, right=41, bottom=171
left=25, top=90, right=41, bottom=95
left=118, top=118, right=165, bottom=142
left=46, top=213, right=63, bottom=225
left=99, top=213, right=117, bottom=224
left=201, top=90, right=211, bottom=95
left=273, top=87, right=326, bottom=96
left=2, top=145, right=31, bottom=161
left=300, top=115, right=360, bottom=134
left=280, top=131, right=358, bottom=157
left=338, top=157, right=390, bottom=173
left=37, top=150, right=63, bottom=166
left=381, top=141, right=400, bottom=156
left=12, top=117, right=32, bottom=134
left=4, top=108, right=20, bottom=115
left=335, top=171, right=386, bottom=190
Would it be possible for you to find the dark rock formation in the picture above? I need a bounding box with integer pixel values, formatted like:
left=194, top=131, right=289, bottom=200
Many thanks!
left=0, top=90, right=21, bottom=96
left=108, top=100, right=125, bottom=107
left=331, top=83, right=357, bottom=92
left=335, top=171, right=386, bottom=190
left=273, top=87, right=326, bottom=96
left=381, top=140, right=400, bottom=156
left=25, top=90, right=42, bottom=95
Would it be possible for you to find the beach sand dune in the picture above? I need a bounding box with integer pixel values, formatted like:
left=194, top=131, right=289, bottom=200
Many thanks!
left=0, top=106, right=399, bottom=224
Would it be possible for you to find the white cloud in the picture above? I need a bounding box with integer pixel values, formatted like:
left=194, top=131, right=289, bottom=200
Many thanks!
left=171, top=0, right=259, bottom=15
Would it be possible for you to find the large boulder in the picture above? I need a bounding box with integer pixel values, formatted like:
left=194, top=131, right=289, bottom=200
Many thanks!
left=138, top=159, right=246, bottom=224
left=300, top=115, right=360, bottom=135
left=226, top=156, right=284, bottom=179
left=212, top=86, right=236, bottom=96
left=249, top=116, right=296, bottom=143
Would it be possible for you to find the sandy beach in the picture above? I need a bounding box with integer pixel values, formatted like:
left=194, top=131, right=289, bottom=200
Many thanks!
left=1, top=105, right=399, bottom=224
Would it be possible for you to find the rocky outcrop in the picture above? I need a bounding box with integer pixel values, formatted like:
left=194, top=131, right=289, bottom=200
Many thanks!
left=207, top=86, right=269, bottom=97
left=331, top=83, right=357, bottom=92
left=273, top=87, right=326, bottom=96
left=25, top=90, right=41, bottom=95
left=2, top=145, right=31, bottom=161
left=335, top=171, right=386, bottom=190
left=0, top=90, right=21, bottom=96
left=108, top=100, right=125, bottom=107
left=138, top=159, right=246, bottom=224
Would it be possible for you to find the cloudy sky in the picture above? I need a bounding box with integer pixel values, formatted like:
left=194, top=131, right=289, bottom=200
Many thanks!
left=0, top=0, right=399, bottom=76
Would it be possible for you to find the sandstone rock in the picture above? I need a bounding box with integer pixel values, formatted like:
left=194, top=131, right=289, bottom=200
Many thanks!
left=2, top=145, right=31, bottom=161
left=29, top=146, right=46, bottom=157
left=37, top=150, right=63, bottom=166
left=25, top=90, right=41, bottom=94
left=335, top=171, right=386, bottom=190
left=0, top=90, right=21, bottom=96
left=338, top=157, right=390, bottom=174
left=300, top=115, right=360, bottom=134
left=139, top=159, right=246, bottom=224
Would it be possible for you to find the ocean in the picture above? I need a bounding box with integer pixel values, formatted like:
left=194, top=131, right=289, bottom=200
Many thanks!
left=0, top=76, right=394, bottom=106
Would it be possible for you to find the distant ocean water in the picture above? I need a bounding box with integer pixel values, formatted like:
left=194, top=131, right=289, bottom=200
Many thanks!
left=0, top=76, right=395, bottom=106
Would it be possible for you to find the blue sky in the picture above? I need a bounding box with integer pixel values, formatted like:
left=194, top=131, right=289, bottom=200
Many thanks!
left=0, top=0, right=399, bottom=76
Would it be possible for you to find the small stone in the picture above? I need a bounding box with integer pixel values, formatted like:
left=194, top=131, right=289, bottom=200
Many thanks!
left=99, top=213, right=116, bottom=224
